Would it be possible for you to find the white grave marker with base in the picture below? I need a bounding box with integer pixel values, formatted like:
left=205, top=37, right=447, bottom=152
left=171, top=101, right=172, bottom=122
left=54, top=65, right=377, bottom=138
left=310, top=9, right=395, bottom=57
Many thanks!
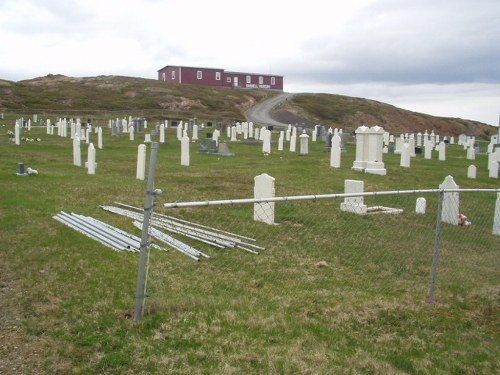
left=340, top=180, right=368, bottom=214
left=254, top=173, right=275, bottom=225
left=352, top=125, right=386, bottom=175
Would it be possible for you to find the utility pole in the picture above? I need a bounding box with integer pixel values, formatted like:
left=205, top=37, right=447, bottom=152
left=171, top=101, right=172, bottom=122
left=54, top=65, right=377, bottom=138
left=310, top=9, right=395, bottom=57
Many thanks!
left=134, top=142, right=160, bottom=322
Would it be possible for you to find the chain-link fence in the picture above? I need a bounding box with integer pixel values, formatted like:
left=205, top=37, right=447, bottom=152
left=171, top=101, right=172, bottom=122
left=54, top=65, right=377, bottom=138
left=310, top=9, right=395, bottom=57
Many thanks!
left=159, top=189, right=500, bottom=305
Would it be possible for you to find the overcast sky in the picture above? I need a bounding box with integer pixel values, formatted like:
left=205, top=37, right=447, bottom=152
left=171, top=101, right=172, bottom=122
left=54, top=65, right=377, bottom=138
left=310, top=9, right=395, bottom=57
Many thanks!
left=1, top=0, right=499, bottom=126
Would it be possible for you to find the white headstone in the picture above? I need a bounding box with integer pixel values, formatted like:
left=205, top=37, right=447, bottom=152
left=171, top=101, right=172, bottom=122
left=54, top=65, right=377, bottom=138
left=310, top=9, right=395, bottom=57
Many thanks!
left=489, top=161, right=499, bottom=178
left=192, top=124, right=198, bottom=141
left=231, top=126, right=237, bottom=141
left=438, top=141, right=446, bottom=161
left=299, top=131, right=309, bottom=155
left=254, top=173, right=275, bottom=225
left=129, top=125, right=135, bottom=140
left=340, top=179, right=367, bottom=214
left=136, top=144, right=146, bottom=180
left=262, top=129, right=271, bottom=154
left=416, top=197, right=426, bottom=214
left=181, top=135, right=190, bottom=166
left=159, top=123, right=165, bottom=143
left=14, top=123, right=20, bottom=145
left=290, top=133, right=297, bottom=152
left=177, top=124, right=183, bottom=140
left=278, top=131, right=284, bottom=151
left=439, top=175, right=459, bottom=225
left=87, top=143, right=96, bottom=174
left=330, top=134, right=341, bottom=168
left=73, top=136, right=81, bottom=166
left=400, top=143, right=411, bottom=168
left=467, top=165, right=477, bottom=179
left=97, top=127, right=103, bottom=149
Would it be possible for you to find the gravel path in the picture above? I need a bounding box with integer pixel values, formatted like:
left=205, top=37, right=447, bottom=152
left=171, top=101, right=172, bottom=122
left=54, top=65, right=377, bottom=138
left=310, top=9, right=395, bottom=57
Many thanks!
left=244, top=92, right=295, bottom=128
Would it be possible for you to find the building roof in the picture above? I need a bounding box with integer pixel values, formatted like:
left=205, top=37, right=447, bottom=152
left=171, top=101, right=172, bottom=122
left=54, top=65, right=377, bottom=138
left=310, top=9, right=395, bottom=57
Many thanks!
left=158, top=64, right=283, bottom=77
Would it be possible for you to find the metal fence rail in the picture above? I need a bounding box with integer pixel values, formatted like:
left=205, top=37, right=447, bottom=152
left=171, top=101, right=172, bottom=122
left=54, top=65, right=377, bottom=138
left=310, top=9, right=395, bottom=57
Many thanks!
left=161, top=188, right=500, bottom=304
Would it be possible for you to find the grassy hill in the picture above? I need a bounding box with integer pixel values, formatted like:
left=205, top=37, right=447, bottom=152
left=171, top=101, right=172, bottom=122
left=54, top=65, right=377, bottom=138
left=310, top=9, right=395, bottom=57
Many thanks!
left=0, top=74, right=496, bottom=138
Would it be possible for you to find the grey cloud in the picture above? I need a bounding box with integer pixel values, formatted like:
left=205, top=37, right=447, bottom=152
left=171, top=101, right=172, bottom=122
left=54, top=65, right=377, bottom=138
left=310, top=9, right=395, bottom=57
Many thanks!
left=288, top=0, right=500, bottom=85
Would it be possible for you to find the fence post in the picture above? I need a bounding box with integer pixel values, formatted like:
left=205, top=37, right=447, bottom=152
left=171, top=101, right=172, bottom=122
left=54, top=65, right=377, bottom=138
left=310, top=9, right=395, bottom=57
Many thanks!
left=134, top=142, right=159, bottom=322
left=429, top=190, right=444, bottom=304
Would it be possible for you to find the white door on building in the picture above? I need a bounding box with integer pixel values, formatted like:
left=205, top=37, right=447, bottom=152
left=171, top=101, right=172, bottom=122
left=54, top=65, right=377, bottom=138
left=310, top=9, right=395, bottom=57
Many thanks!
left=233, top=77, right=238, bottom=87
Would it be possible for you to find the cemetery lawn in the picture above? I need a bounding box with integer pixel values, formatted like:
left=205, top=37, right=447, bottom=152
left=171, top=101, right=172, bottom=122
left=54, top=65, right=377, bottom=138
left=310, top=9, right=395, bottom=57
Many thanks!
left=1, top=122, right=499, bottom=374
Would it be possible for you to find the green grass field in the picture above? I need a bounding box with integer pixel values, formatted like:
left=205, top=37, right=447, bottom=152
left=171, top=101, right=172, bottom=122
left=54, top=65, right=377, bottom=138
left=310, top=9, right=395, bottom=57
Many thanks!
left=1, top=119, right=499, bottom=374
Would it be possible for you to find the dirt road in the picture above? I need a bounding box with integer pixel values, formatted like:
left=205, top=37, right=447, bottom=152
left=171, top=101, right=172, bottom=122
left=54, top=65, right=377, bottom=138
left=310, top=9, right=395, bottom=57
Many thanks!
left=244, top=92, right=295, bottom=128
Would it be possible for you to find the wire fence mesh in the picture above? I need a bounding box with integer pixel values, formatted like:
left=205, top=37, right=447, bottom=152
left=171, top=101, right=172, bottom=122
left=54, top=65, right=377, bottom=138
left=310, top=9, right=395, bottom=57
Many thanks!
left=159, top=189, right=500, bottom=305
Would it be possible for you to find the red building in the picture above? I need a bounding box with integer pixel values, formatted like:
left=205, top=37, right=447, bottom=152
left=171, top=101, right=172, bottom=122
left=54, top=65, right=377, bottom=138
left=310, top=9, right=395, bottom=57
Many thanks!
left=157, top=65, right=283, bottom=91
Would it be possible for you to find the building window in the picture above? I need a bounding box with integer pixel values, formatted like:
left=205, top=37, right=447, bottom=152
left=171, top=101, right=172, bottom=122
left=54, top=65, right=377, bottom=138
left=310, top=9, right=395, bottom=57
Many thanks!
left=197, top=70, right=203, bottom=79
left=259, top=76, right=264, bottom=84
left=171, top=71, right=175, bottom=80
left=246, top=75, right=251, bottom=84
left=271, top=76, right=275, bottom=85
left=215, top=71, right=221, bottom=80
left=226, top=77, right=231, bottom=83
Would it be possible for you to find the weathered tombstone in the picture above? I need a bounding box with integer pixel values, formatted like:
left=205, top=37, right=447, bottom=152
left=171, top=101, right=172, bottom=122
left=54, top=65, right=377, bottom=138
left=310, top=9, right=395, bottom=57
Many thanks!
left=263, top=129, right=271, bottom=154
left=129, top=125, right=135, bottom=140
left=87, top=143, right=96, bottom=174
left=181, top=135, right=190, bottom=166
left=254, top=173, right=275, bottom=225
left=199, top=140, right=208, bottom=153
left=278, top=131, right=284, bottom=151
left=136, top=144, right=146, bottom=180
left=299, top=131, right=309, bottom=155
left=73, top=136, right=81, bottom=166
left=218, top=142, right=233, bottom=156
left=493, top=192, right=500, bottom=236
left=439, top=175, right=459, bottom=225
left=467, top=165, right=477, bottom=179
left=330, top=134, right=341, bottom=168
left=231, top=126, right=237, bottom=141
left=144, top=133, right=151, bottom=143
left=400, top=143, right=411, bottom=168
left=340, top=179, right=367, bottom=214
left=416, top=197, right=426, bottom=214
left=209, top=140, right=218, bottom=154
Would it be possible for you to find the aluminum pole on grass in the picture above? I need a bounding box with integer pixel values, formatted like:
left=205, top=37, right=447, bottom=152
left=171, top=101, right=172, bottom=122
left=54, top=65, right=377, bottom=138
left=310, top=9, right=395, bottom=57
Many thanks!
left=134, top=142, right=161, bottom=322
